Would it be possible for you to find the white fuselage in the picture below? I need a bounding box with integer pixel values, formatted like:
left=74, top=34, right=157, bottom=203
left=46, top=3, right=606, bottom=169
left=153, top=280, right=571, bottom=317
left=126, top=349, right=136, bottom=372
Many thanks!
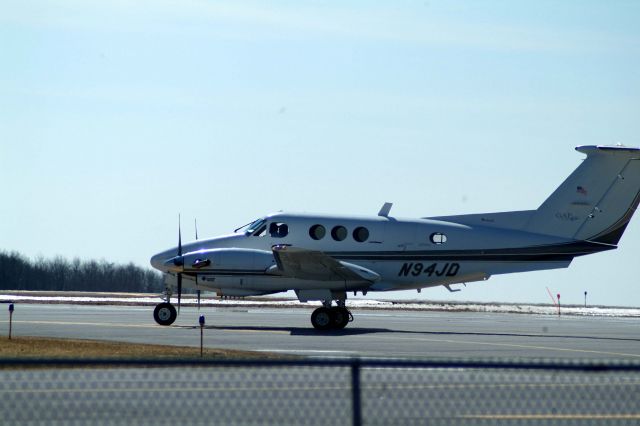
left=150, top=212, right=611, bottom=297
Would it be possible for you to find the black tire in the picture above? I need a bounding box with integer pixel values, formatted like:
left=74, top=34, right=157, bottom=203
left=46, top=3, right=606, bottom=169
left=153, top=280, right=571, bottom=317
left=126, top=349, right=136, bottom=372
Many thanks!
left=153, top=302, right=177, bottom=326
left=311, top=307, right=332, bottom=330
left=330, top=307, right=350, bottom=330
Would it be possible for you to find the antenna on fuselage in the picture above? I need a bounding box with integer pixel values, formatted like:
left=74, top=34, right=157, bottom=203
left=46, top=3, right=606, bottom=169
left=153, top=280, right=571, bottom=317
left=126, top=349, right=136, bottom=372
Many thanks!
left=378, top=202, right=393, bottom=217
left=194, top=218, right=201, bottom=309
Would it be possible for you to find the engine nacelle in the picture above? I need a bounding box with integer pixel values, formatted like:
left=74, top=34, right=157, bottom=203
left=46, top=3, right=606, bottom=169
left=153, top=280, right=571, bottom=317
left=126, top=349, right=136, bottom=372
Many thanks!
left=181, top=248, right=276, bottom=273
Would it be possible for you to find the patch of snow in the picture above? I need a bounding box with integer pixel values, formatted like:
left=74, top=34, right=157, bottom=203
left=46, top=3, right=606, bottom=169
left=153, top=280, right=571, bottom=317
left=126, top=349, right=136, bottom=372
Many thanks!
left=1, top=293, right=639, bottom=317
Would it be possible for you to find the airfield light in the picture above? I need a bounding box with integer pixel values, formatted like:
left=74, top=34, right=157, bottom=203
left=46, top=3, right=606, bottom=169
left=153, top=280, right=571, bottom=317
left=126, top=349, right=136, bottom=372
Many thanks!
left=557, top=294, right=561, bottom=316
left=199, top=315, right=205, bottom=357
left=584, top=291, right=588, bottom=308
left=8, top=303, right=14, bottom=340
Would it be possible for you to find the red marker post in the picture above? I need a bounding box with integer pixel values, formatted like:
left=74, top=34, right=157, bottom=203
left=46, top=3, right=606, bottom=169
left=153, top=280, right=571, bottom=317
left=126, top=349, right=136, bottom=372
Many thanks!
left=8, top=304, right=14, bottom=339
left=557, top=294, right=561, bottom=316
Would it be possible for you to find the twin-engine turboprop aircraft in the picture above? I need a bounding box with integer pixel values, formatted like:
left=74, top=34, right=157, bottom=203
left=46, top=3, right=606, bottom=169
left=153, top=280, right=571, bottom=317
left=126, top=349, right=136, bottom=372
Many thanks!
left=150, top=145, right=640, bottom=330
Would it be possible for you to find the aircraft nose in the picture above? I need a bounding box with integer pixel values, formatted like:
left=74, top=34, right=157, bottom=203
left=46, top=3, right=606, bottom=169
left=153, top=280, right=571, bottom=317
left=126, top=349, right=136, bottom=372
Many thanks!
left=150, top=253, right=166, bottom=270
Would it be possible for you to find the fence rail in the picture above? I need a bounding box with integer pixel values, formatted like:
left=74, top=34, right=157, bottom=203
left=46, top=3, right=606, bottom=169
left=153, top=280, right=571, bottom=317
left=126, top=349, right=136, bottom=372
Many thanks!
left=2, top=358, right=640, bottom=425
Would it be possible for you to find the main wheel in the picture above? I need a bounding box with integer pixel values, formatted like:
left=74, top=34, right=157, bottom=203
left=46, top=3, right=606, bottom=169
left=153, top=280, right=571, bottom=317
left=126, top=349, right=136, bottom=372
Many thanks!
left=311, top=307, right=332, bottom=330
left=153, top=302, right=177, bottom=326
left=330, top=307, right=350, bottom=330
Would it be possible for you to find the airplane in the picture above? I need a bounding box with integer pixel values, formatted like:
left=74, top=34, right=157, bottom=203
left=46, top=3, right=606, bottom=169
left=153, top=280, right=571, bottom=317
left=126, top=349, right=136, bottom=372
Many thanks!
left=150, top=145, right=640, bottom=330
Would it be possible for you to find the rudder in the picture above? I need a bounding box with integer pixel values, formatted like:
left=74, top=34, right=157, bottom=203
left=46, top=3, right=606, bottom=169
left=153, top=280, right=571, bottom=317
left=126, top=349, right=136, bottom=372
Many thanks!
left=524, top=145, right=640, bottom=244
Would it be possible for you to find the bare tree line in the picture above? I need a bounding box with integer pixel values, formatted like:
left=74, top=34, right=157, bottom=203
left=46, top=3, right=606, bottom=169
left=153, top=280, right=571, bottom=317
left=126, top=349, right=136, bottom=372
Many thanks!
left=0, top=251, right=164, bottom=293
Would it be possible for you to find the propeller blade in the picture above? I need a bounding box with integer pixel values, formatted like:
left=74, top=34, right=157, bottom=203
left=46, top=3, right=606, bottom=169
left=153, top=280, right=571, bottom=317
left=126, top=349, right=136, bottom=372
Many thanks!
left=195, top=273, right=200, bottom=310
left=177, top=273, right=182, bottom=313
left=195, top=218, right=198, bottom=240
left=178, top=214, right=182, bottom=256
left=177, top=214, right=183, bottom=314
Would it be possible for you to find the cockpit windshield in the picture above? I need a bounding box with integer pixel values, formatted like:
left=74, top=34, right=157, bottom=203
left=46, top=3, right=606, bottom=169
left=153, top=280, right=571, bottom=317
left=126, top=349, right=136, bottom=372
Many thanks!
left=244, top=218, right=267, bottom=236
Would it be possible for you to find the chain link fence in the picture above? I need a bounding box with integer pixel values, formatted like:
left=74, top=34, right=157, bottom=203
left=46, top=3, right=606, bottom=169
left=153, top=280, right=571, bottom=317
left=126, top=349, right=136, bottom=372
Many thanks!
left=1, top=359, right=639, bottom=425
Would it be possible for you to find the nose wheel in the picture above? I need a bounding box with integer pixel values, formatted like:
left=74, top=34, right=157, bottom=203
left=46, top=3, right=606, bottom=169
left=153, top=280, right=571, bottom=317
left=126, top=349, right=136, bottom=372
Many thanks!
left=153, top=302, right=177, bottom=326
left=311, top=306, right=352, bottom=330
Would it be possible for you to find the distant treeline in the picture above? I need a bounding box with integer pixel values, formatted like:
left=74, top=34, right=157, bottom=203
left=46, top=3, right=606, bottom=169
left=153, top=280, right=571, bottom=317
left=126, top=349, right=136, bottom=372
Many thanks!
left=0, top=251, right=164, bottom=293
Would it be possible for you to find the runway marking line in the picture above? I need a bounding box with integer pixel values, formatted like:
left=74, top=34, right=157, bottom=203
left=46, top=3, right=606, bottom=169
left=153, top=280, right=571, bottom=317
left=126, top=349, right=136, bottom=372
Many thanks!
left=215, top=328, right=288, bottom=335
left=0, top=320, right=159, bottom=329
left=3, top=381, right=638, bottom=396
left=392, top=335, right=640, bottom=358
left=1, top=320, right=288, bottom=334
left=459, top=414, right=640, bottom=420
left=257, top=349, right=359, bottom=355
left=1, top=385, right=348, bottom=395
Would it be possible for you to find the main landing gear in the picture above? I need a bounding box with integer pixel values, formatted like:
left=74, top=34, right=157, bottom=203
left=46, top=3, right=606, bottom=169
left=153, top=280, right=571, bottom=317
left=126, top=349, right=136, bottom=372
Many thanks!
left=310, top=302, right=353, bottom=331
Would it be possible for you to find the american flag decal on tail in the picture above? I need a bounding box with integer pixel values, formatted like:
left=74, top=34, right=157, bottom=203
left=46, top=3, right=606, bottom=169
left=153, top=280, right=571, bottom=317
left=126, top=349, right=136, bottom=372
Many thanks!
left=577, top=186, right=587, bottom=195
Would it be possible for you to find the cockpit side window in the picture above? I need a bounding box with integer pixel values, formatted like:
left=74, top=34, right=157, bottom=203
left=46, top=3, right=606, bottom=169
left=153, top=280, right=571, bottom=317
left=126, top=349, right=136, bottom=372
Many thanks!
left=252, top=224, right=267, bottom=237
left=245, top=218, right=267, bottom=237
left=269, top=222, right=289, bottom=238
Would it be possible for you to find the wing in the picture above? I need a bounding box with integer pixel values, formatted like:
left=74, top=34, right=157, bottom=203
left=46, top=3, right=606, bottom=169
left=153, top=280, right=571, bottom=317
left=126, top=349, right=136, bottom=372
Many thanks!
left=271, top=245, right=380, bottom=282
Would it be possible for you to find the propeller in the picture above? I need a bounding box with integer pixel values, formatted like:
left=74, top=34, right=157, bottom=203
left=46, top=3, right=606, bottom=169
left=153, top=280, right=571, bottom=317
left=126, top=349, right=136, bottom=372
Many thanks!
left=177, top=214, right=183, bottom=313
left=174, top=216, right=202, bottom=312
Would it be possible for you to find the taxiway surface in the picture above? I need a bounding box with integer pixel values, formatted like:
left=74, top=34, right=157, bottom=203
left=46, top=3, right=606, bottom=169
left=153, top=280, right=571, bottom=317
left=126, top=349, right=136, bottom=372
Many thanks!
left=3, top=364, right=639, bottom=425
left=2, top=303, right=639, bottom=360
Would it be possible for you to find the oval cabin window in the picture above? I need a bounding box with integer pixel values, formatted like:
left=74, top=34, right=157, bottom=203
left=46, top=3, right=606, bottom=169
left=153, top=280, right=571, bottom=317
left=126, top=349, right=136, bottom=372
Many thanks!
left=331, top=226, right=348, bottom=241
left=353, top=227, right=369, bottom=243
left=309, top=224, right=326, bottom=240
left=430, top=232, right=447, bottom=244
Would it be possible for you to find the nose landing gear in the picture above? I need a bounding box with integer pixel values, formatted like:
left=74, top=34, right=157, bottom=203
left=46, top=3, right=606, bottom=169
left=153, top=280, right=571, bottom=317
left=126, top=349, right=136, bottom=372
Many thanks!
left=154, top=286, right=177, bottom=326
left=153, top=302, right=177, bottom=326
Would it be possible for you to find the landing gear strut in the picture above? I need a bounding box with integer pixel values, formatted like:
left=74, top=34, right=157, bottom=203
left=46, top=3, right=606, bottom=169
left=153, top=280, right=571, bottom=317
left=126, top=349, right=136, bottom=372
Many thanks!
left=310, top=302, right=353, bottom=330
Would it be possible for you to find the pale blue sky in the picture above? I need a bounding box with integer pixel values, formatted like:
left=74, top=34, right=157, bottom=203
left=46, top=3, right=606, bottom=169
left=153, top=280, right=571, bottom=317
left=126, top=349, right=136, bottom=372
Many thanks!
left=1, top=1, right=639, bottom=306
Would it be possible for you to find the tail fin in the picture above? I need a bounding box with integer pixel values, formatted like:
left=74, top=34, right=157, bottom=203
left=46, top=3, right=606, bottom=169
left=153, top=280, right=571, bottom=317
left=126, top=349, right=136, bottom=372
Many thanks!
left=524, top=145, right=640, bottom=244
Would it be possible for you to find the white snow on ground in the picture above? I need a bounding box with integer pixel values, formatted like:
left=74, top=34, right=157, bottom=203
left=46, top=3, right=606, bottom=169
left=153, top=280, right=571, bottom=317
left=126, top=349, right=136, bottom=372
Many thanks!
left=1, top=293, right=639, bottom=317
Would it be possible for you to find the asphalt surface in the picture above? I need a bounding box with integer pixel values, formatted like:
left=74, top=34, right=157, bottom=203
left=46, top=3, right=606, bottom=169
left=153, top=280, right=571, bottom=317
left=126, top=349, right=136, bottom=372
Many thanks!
left=1, top=303, right=639, bottom=360
left=2, top=304, right=640, bottom=425
left=1, top=364, right=639, bottom=425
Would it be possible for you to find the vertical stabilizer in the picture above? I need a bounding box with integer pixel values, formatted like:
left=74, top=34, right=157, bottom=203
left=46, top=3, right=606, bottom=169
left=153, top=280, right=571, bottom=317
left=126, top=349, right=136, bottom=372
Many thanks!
left=524, top=146, right=640, bottom=244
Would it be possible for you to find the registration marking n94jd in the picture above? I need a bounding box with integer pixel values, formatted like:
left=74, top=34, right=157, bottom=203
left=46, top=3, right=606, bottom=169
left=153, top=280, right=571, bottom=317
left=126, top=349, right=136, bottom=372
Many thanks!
left=398, top=262, right=460, bottom=277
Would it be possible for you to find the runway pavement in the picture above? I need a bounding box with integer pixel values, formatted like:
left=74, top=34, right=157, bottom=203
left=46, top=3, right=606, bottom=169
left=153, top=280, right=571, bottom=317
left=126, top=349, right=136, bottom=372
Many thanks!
left=3, top=303, right=640, bottom=425
left=2, top=303, right=639, bottom=360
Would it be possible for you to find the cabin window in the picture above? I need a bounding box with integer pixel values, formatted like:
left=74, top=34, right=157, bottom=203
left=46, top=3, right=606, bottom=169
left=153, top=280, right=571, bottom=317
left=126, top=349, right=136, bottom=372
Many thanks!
left=353, top=226, right=369, bottom=242
left=309, top=224, right=326, bottom=240
left=430, top=232, right=447, bottom=244
left=331, top=226, right=347, bottom=241
left=269, top=222, right=289, bottom=238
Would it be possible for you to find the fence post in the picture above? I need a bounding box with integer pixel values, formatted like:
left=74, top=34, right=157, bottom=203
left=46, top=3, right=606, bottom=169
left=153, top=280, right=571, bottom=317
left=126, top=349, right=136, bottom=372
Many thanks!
left=351, top=359, right=362, bottom=426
